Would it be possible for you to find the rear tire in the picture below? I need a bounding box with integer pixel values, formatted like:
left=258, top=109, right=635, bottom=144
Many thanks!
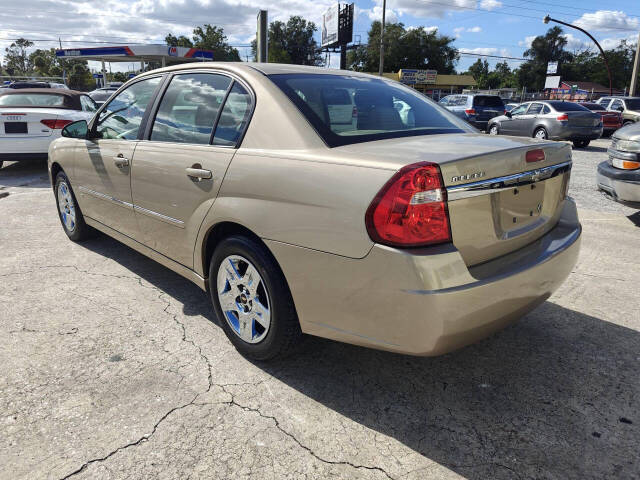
left=54, top=172, right=92, bottom=242
left=572, top=140, right=590, bottom=149
left=209, top=235, right=302, bottom=361
left=533, top=127, right=548, bottom=140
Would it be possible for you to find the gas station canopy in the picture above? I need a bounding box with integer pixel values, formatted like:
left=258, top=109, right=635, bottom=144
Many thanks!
left=55, top=44, right=214, bottom=67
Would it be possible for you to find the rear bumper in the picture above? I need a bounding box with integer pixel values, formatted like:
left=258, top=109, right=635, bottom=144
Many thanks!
left=550, top=126, right=602, bottom=141
left=597, top=161, right=640, bottom=203
left=267, top=198, right=581, bottom=356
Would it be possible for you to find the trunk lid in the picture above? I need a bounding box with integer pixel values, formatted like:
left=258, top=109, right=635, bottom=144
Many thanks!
left=566, top=111, right=600, bottom=127
left=0, top=108, right=62, bottom=137
left=334, top=133, right=572, bottom=266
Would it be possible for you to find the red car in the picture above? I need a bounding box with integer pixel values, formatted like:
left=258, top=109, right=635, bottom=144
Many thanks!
left=580, top=102, right=622, bottom=135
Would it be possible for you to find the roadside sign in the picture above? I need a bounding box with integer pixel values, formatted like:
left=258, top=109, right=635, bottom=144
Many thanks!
left=544, top=75, right=561, bottom=89
left=321, top=4, right=340, bottom=47
left=399, top=69, right=437, bottom=85
left=547, top=61, right=558, bottom=74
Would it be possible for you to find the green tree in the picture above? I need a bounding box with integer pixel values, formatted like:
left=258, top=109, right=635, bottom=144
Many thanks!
left=466, top=58, right=489, bottom=88
left=516, top=26, right=573, bottom=90
left=251, top=16, right=323, bottom=65
left=347, top=22, right=458, bottom=73
left=165, top=34, right=194, bottom=48
left=165, top=25, right=239, bottom=61
left=4, top=38, right=34, bottom=76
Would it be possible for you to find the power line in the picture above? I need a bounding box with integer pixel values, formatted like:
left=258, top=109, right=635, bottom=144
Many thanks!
left=459, top=51, right=528, bottom=61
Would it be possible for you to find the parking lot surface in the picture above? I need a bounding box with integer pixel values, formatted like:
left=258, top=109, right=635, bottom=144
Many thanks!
left=1, top=138, right=639, bottom=479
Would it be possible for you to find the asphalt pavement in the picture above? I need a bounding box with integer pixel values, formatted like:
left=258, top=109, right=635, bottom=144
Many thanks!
left=1, top=138, right=639, bottom=479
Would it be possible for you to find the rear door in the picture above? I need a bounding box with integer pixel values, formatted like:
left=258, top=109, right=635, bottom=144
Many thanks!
left=74, top=76, right=163, bottom=239
left=130, top=72, right=252, bottom=268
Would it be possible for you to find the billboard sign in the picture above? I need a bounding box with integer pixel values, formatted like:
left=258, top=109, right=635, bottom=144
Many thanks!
left=321, top=4, right=340, bottom=47
left=544, top=75, right=561, bottom=89
left=399, top=69, right=437, bottom=85
left=547, top=61, right=558, bottom=74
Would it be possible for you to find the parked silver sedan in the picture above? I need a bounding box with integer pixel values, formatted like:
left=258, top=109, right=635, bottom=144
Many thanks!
left=488, top=100, right=602, bottom=148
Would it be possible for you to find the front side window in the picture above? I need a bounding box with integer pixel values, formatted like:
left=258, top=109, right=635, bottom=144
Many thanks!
left=96, top=76, right=162, bottom=140
left=510, top=104, right=528, bottom=116
left=213, top=83, right=252, bottom=146
left=610, top=100, right=623, bottom=111
left=270, top=73, right=468, bottom=147
left=151, top=73, right=231, bottom=144
left=80, top=95, right=97, bottom=112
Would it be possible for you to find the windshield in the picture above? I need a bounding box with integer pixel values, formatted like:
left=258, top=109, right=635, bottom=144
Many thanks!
left=548, top=101, right=590, bottom=112
left=581, top=103, right=605, bottom=111
left=0, top=93, right=67, bottom=107
left=269, top=73, right=469, bottom=147
left=624, top=99, right=640, bottom=110
left=473, top=96, right=504, bottom=107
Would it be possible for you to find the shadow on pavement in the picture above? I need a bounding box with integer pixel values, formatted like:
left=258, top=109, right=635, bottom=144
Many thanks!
left=0, top=160, right=50, bottom=188
left=79, top=233, right=639, bottom=479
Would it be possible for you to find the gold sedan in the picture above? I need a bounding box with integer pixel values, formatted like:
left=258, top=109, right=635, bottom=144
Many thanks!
left=48, top=63, right=581, bottom=360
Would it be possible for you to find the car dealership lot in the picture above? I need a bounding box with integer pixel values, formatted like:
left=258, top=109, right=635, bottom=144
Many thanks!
left=0, top=138, right=638, bottom=479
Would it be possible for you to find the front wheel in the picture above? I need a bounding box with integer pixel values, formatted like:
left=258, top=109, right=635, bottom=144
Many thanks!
left=572, top=140, right=590, bottom=149
left=489, top=124, right=499, bottom=135
left=533, top=128, right=548, bottom=140
left=54, top=172, right=92, bottom=241
left=210, top=235, right=302, bottom=361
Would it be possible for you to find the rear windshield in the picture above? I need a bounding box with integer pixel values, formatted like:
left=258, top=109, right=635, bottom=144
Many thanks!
left=0, top=93, right=67, bottom=107
left=269, top=73, right=469, bottom=147
left=547, top=101, right=589, bottom=112
left=625, top=99, right=640, bottom=110
left=581, top=103, right=605, bottom=111
left=472, top=96, right=504, bottom=107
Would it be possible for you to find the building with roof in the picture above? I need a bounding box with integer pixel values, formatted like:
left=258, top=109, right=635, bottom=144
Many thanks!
left=376, top=70, right=477, bottom=100
left=546, top=80, right=623, bottom=101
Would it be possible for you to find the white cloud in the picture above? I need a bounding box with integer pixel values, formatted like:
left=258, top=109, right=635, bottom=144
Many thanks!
left=461, top=47, right=498, bottom=55
left=467, top=26, right=482, bottom=32
left=562, top=33, right=589, bottom=51
left=363, top=5, right=399, bottom=23
left=479, top=0, right=502, bottom=10
left=573, top=10, right=639, bottom=32
left=518, top=35, right=537, bottom=47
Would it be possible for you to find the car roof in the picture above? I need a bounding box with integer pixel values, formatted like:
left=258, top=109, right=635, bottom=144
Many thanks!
left=0, top=88, right=86, bottom=109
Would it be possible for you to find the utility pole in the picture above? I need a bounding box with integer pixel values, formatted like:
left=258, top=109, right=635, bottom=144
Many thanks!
left=378, top=0, right=386, bottom=75
left=257, top=10, right=268, bottom=63
left=630, top=31, right=640, bottom=96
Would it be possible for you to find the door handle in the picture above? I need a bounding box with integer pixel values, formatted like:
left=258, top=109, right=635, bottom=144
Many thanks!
left=186, top=167, right=212, bottom=181
left=113, top=155, right=129, bottom=168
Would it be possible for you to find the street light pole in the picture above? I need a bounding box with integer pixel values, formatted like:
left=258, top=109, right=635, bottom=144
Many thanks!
left=378, top=0, right=386, bottom=76
left=543, top=15, right=612, bottom=95
left=630, top=31, right=640, bottom=96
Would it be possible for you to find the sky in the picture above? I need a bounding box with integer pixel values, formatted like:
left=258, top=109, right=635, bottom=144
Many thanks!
left=0, top=0, right=638, bottom=76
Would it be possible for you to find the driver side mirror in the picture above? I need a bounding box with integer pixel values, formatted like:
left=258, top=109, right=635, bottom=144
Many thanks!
left=505, top=111, right=512, bottom=118
left=617, top=106, right=624, bottom=112
left=61, top=120, right=88, bottom=139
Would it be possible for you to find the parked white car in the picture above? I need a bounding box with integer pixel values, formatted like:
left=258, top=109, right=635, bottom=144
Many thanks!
left=0, top=88, right=97, bottom=169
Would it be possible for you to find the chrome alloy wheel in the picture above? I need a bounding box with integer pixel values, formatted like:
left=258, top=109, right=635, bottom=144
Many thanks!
left=535, top=129, right=547, bottom=139
left=489, top=125, right=498, bottom=135
left=216, top=255, right=271, bottom=344
left=57, top=181, right=76, bottom=232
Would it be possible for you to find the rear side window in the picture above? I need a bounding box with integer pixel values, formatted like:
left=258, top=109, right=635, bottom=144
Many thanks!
left=0, top=93, right=66, bottom=107
left=454, top=96, right=468, bottom=106
left=270, top=73, right=468, bottom=147
left=213, top=83, right=252, bottom=147
left=151, top=73, right=231, bottom=144
left=527, top=103, right=543, bottom=114
left=473, top=96, right=504, bottom=107
left=542, top=105, right=550, bottom=114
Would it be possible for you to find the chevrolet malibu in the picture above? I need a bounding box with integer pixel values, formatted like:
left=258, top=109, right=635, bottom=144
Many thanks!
left=48, top=63, right=581, bottom=360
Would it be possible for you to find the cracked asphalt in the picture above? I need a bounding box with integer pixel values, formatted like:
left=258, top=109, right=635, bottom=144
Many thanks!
left=1, top=137, right=639, bottom=480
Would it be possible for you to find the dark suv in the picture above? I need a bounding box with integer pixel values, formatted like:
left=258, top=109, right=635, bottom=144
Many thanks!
left=439, top=94, right=505, bottom=132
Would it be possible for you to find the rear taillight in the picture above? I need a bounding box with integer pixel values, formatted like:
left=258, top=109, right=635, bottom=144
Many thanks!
left=40, top=119, right=72, bottom=129
left=526, top=149, right=546, bottom=162
left=556, top=114, right=568, bottom=121
left=465, top=108, right=476, bottom=115
left=365, top=162, right=451, bottom=247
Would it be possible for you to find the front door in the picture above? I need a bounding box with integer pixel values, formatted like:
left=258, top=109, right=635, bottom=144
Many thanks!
left=131, top=73, right=253, bottom=268
left=501, top=103, right=528, bottom=135
left=519, top=102, right=543, bottom=136
left=74, top=76, right=163, bottom=238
